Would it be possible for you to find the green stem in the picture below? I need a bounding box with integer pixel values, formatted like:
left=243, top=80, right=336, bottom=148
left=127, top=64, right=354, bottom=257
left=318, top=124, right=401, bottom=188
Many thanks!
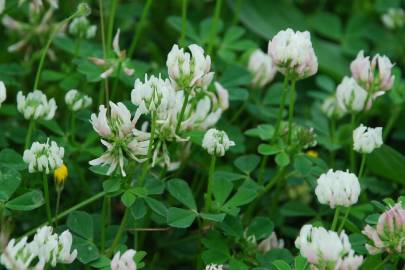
left=231, top=0, right=244, bottom=25
left=54, top=189, right=62, bottom=227
left=106, top=0, right=118, bottom=57
left=175, top=91, right=190, bottom=134
left=205, top=155, right=216, bottom=211
left=337, top=207, right=351, bottom=232
left=207, top=0, right=223, bottom=55
left=287, top=79, right=296, bottom=144
left=42, top=173, right=52, bottom=225
left=331, top=206, right=340, bottom=231
left=109, top=208, right=129, bottom=255
left=70, top=111, right=76, bottom=143
left=139, top=112, right=157, bottom=186
left=22, top=191, right=106, bottom=238
left=111, top=63, right=122, bottom=101
left=24, top=120, right=35, bottom=149
left=100, top=196, right=108, bottom=252
left=98, top=0, right=109, bottom=107
left=180, top=0, right=188, bottom=46
left=128, top=0, right=153, bottom=57
left=258, top=156, right=268, bottom=185
left=74, top=37, right=82, bottom=59
left=34, top=13, right=78, bottom=90
left=349, top=113, right=356, bottom=172
left=358, top=154, right=366, bottom=180
left=274, top=76, right=289, bottom=139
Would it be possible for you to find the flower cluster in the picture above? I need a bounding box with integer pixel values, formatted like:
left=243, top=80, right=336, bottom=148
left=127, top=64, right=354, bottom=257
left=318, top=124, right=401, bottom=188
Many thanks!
left=363, top=203, right=405, bottom=255
left=202, top=128, right=235, bottom=156
left=166, top=44, right=214, bottom=91
left=89, top=102, right=150, bottom=176
left=23, top=139, right=64, bottom=174
left=382, top=8, right=405, bottom=29
left=353, top=124, right=383, bottom=154
left=248, top=49, right=276, bottom=88
left=0, top=81, right=6, bottom=107
left=350, top=50, right=395, bottom=96
left=336, top=77, right=369, bottom=113
left=315, top=169, right=361, bottom=209
left=295, top=224, right=363, bottom=269
left=17, top=90, right=57, bottom=120
left=111, top=249, right=137, bottom=270
left=65, top=89, right=92, bottom=111
left=0, top=226, right=77, bottom=270
left=90, top=29, right=134, bottom=79
left=68, top=16, right=97, bottom=39
left=321, top=95, right=346, bottom=119
left=268, top=28, right=318, bottom=80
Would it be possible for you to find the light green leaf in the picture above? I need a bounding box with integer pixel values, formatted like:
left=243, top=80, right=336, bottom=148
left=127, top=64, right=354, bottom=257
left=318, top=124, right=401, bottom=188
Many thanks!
left=167, top=207, right=197, bottom=228
left=67, top=211, right=94, bottom=240
left=0, top=169, right=21, bottom=202
left=167, top=178, right=197, bottom=210
left=5, top=190, right=44, bottom=211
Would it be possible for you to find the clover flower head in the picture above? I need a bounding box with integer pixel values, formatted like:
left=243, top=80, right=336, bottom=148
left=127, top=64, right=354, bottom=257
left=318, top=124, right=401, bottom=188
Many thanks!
left=111, top=249, right=137, bottom=270
left=353, top=124, right=383, bottom=154
left=89, top=102, right=150, bottom=176
left=248, top=48, right=277, bottom=88
left=321, top=94, right=346, bottom=119
left=166, top=43, right=214, bottom=91
left=336, top=76, right=369, bottom=113
left=205, top=264, right=224, bottom=270
left=23, top=139, right=64, bottom=174
left=202, top=128, right=235, bottom=156
left=315, top=169, right=361, bottom=209
left=350, top=50, right=395, bottom=95
left=65, top=89, right=92, bottom=111
left=268, top=28, right=318, bottom=79
left=258, top=232, right=285, bottom=254
left=295, top=224, right=363, bottom=269
left=362, top=203, right=405, bottom=255
left=17, top=90, right=57, bottom=120
left=131, top=74, right=175, bottom=115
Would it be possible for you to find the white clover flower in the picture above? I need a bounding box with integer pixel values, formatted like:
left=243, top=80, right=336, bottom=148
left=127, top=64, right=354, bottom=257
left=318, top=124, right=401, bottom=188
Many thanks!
left=268, top=28, right=318, bottom=80
left=166, top=44, right=214, bottom=91
left=202, top=128, right=235, bottom=156
left=27, top=226, right=77, bottom=269
left=89, top=102, right=150, bottom=176
left=111, top=249, right=136, bottom=270
left=0, top=81, right=6, bottom=107
left=295, top=224, right=363, bottom=270
left=17, top=90, right=57, bottom=120
left=257, top=232, right=285, bottom=253
left=336, top=77, right=369, bottom=113
left=205, top=264, right=223, bottom=270
left=23, top=139, right=64, bottom=174
left=65, top=89, right=92, bottom=111
left=248, top=49, right=277, bottom=88
left=315, top=169, right=361, bottom=209
left=90, top=29, right=134, bottom=79
left=131, top=74, right=175, bottom=115
left=350, top=50, right=395, bottom=95
left=321, top=95, right=346, bottom=119
left=0, top=237, right=36, bottom=270
left=214, top=82, right=229, bottom=111
left=68, top=16, right=97, bottom=39
left=353, top=124, right=383, bottom=154
left=382, top=8, right=405, bottom=29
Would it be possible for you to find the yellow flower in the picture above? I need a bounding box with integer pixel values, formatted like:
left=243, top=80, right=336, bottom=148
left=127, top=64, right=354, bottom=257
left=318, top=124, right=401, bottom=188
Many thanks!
left=306, top=150, right=318, bottom=158
left=54, top=163, right=68, bottom=184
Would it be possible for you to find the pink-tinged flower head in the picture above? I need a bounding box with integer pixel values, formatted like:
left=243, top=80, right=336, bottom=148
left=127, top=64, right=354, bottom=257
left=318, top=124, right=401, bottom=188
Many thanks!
left=111, top=249, right=137, bottom=270
left=268, top=28, right=318, bottom=80
left=350, top=50, right=395, bottom=95
left=336, top=77, right=370, bottom=113
left=248, top=49, right=277, bottom=88
left=295, top=224, right=363, bottom=269
left=362, top=203, right=405, bottom=255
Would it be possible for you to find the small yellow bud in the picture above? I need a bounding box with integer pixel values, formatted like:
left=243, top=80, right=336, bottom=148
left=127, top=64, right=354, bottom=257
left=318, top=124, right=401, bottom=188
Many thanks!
left=54, top=163, right=68, bottom=184
left=306, top=150, right=318, bottom=158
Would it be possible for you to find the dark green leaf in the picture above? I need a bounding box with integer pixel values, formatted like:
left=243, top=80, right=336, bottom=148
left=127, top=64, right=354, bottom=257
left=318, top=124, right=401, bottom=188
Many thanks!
left=6, top=190, right=44, bottom=211
left=167, top=178, right=197, bottom=210
left=67, top=211, right=94, bottom=240
left=0, top=169, right=21, bottom=202
left=167, top=207, right=197, bottom=228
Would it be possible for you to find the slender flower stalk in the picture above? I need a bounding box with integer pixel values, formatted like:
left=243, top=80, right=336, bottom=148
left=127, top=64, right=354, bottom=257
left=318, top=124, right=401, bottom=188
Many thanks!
left=206, top=155, right=216, bottom=211
left=273, top=75, right=289, bottom=139
left=24, top=120, right=35, bottom=149
left=287, top=79, right=296, bottom=144
left=175, top=91, right=190, bottom=133
left=128, top=0, right=153, bottom=58
left=331, top=206, right=341, bottom=231
left=106, top=0, right=118, bottom=58
left=42, top=173, right=52, bottom=225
